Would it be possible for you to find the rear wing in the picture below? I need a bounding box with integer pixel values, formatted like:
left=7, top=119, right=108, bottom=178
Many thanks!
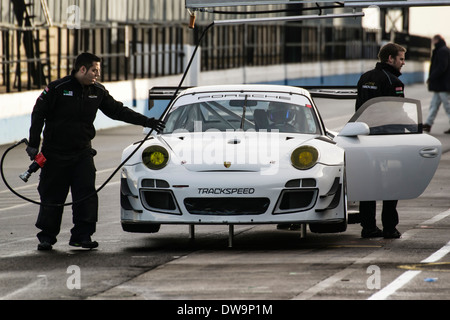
left=302, top=86, right=357, bottom=100
left=144, top=86, right=190, bottom=119
left=144, top=86, right=356, bottom=119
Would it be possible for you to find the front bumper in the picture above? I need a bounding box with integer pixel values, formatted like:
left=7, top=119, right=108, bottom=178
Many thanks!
left=120, top=163, right=345, bottom=225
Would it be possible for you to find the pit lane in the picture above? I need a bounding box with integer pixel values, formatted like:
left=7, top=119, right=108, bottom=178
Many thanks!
left=0, top=84, right=449, bottom=301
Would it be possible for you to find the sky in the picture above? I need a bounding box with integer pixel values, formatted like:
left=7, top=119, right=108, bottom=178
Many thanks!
left=410, top=7, right=450, bottom=42
left=362, top=6, right=450, bottom=43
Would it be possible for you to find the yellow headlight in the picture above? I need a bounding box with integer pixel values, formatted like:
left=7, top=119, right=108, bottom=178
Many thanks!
left=142, top=146, right=169, bottom=170
left=291, top=146, right=319, bottom=170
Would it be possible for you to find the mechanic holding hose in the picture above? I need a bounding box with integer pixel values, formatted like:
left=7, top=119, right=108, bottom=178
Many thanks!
left=27, top=53, right=165, bottom=251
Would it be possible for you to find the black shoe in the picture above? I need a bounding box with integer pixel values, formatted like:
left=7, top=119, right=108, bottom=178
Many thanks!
left=444, top=128, right=450, bottom=134
left=423, top=124, right=431, bottom=133
left=383, top=228, right=401, bottom=239
left=37, top=241, right=53, bottom=251
left=361, top=227, right=383, bottom=238
left=69, top=240, right=99, bottom=249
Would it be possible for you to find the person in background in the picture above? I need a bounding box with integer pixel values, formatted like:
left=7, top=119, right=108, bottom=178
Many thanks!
left=355, top=43, right=406, bottom=239
left=423, top=34, right=450, bottom=134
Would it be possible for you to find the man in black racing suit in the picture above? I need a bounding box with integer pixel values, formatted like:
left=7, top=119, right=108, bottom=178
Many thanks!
left=27, top=53, right=165, bottom=251
left=355, top=43, right=406, bottom=239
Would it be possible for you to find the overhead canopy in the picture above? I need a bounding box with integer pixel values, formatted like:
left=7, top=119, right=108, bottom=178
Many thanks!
left=185, top=0, right=450, bottom=9
left=186, top=1, right=331, bottom=8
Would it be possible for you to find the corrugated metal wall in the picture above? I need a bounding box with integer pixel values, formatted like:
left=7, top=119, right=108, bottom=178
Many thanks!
left=1, top=0, right=190, bottom=25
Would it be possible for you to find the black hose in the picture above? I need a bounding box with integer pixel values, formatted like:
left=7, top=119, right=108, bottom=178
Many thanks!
left=0, top=127, right=154, bottom=207
left=0, top=22, right=215, bottom=208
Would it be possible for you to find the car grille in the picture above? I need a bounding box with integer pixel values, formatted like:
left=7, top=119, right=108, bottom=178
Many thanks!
left=274, top=189, right=318, bottom=214
left=184, top=197, right=270, bottom=215
left=140, top=189, right=181, bottom=215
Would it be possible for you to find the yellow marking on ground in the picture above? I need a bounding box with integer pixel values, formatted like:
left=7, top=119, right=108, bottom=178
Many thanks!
left=398, top=262, right=450, bottom=272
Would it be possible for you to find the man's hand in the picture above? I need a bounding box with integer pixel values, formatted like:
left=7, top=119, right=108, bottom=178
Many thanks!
left=145, top=118, right=166, bottom=133
left=26, top=146, right=38, bottom=161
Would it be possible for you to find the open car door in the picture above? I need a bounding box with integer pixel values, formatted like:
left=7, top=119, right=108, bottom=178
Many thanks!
left=334, top=97, right=442, bottom=202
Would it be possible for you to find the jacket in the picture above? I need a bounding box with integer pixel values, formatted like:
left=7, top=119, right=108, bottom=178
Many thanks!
left=29, top=75, right=148, bottom=154
left=355, top=62, right=405, bottom=111
left=428, top=39, right=450, bottom=92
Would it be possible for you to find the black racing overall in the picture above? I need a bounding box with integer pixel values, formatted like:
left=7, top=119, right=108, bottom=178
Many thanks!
left=29, top=74, right=149, bottom=245
left=355, top=62, right=405, bottom=234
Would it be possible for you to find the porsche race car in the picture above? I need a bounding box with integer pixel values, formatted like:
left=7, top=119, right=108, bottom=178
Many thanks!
left=119, top=85, right=441, bottom=235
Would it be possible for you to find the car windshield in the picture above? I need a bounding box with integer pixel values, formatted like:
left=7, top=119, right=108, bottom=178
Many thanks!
left=163, top=96, right=321, bottom=134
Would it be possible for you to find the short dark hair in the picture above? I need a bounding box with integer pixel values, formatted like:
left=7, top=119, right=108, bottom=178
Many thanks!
left=73, top=52, right=101, bottom=73
left=378, top=43, right=406, bottom=63
left=433, top=34, right=444, bottom=42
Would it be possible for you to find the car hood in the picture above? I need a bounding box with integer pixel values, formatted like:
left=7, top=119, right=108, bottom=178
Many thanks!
left=160, top=131, right=318, bottom=172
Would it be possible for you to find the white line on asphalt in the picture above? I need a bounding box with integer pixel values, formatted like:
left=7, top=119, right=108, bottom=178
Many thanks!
left=0, top=236, right=37, bottom=249
left=0, top=168, right=115, bottom=195
left=291, top=268, right=355, bottom=300
left=0, top=183, right=38, bottom=194
left=0, top=221, right=119, bottom=259
left=368, top=240, right=450, bottom=300
left=367, top=270, right=422, bottom=300
left=291, top=248, right=386, bottom=300
left=0, top=203, right=33, bottom=213
left=367, top=208, right=450, bottom=300
left=421, top=208, right=450, bottom=225
left=0, top=275, right=48, bottom=300
left=421, top=241, right=450, bottom=263
left=0, top=176, right=119, bottom=213
left=0, top=180, right=120, bottom=257
left=0, top=250, right=35, bottom=258
left=292, top=207, right=450, bottom=300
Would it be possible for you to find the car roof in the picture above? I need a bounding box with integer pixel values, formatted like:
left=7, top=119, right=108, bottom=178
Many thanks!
left=180, top=84, right=312, bottom=99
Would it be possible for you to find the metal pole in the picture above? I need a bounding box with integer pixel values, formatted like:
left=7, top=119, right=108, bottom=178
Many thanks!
left=228, top=224, right=234, bottom=248
left=189, top=224, right=195, bottom=240
left=300, top=224, right=307, bottom=239
left=214, top=12, right=365, bottom=26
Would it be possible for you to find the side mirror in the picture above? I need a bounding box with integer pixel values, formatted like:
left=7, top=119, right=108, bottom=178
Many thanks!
left=338, top=122, right=370, bottom=137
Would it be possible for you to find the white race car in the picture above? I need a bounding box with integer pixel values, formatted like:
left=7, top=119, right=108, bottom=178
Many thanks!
left=120, top=85, right=441, bottom=235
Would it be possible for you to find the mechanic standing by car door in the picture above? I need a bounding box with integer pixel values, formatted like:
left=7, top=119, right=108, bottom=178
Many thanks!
left=27, top=53, right=165, bottom=251
left=355, top=43, right=406, bottom=239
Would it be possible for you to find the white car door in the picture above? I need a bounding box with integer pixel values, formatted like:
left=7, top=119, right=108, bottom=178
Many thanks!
left=334, top=97, right=442, bottom=202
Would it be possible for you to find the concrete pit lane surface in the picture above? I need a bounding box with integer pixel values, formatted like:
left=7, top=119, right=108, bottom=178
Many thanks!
left=0, top=84, right=449, bottom=301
